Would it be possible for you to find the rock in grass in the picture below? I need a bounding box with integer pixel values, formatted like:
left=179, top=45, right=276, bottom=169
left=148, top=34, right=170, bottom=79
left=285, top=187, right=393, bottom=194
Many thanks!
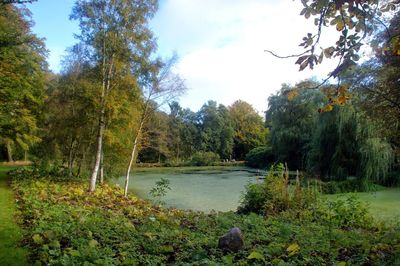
left=218, top=227, right=244, bottom=252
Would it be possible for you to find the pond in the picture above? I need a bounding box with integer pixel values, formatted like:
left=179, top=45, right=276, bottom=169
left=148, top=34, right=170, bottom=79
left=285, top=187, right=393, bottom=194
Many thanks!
left=114, top=167, right=260, bottom=212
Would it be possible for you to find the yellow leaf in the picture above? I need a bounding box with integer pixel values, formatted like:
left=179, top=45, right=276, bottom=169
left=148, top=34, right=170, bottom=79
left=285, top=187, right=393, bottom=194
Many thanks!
left=247, top=251, right=264, bottom=260
left=337, top=96, right=347, bottom=105
left=286, top=243, right=300, bottom=257
left=322, top=104, right=334, bottom=112
left=32, top=234, right=43, bottom=244
left=161, top=245, right=174, bottom=253
left=336, top=21, right=344, bottom=31
left=336, top=262, right=346, bottom=266
left=338, top=86, right=348, bottom=95
left=144, top=232, right=155, bottom=240
left=287, top=90, right=299, bottom=101
left=88, top=239, right=98, bottom=248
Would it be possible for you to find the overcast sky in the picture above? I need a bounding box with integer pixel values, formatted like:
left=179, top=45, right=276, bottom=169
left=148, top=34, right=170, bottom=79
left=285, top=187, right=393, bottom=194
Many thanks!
left=29, top=0, right=341, bottom=113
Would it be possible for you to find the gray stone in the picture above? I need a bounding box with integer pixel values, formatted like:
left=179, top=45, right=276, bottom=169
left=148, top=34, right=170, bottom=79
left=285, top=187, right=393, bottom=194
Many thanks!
left=217, top=227, right=244, bottom=252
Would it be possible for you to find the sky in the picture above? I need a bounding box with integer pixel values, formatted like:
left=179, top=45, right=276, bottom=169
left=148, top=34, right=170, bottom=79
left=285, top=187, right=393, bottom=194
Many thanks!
left=28, top=0, right=341, bottom=113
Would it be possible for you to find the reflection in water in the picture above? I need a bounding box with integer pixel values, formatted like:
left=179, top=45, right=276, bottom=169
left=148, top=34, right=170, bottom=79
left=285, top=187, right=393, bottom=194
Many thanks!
left=114, top=169, right=256, bottom=212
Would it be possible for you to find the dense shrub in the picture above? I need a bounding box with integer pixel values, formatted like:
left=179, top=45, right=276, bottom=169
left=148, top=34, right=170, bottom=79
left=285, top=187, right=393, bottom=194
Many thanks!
left=238, top=163, right=314, bottom=215
left=320, top=179, right=383, bottom=194
left=8, top=163, right=78, bottom=182
left=314, top=195, right=373, bottom=229
left=189, top=151, right=220, bottom=166
left=245, top=146, right=274, bottom=168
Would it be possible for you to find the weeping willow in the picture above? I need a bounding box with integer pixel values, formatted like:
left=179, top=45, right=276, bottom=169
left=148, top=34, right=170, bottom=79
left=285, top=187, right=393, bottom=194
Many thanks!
left=359, top=138, right=393, bottom=183
left=309, top=103, right=394, bottom=184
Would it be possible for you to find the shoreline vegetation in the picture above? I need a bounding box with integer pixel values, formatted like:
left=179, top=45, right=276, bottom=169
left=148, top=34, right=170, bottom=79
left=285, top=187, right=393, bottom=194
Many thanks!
left=1, top=164, right=399, bottom=265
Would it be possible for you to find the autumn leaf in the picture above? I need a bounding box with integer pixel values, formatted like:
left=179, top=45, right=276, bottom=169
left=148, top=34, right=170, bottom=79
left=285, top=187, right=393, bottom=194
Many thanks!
left=337, top=96, right=348, bottom=105
left=287, top=90, right=299, bottom=101
left=88, top=239, right=98, bottom=248
left=247, top=251, right=264, bottom=260
left=287, top=243, right=300, bottom=257
left=322, top=104, right=334, bottom=112
left=32, top=234, right=43, bottom=244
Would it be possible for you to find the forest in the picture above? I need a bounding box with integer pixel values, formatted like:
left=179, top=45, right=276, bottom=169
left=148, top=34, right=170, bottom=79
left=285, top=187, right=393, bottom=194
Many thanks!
left=0, top=0, right=400, bottom=265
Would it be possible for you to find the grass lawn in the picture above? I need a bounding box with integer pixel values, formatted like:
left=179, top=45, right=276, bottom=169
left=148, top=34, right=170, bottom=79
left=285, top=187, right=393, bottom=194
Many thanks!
left=0, top=165, right=28, bottom=266
left=327, top=188, right=400, bottom=222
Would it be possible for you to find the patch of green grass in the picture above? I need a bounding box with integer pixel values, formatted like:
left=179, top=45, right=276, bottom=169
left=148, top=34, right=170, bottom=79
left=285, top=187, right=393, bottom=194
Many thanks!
left=326, top=188, right=400, bottom=222
left=0, top=166, right=28, bottom=266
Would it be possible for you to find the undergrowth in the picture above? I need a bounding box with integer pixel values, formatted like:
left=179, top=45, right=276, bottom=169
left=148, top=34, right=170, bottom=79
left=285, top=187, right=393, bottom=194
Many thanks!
left=9, top=168, right=400, bottom=265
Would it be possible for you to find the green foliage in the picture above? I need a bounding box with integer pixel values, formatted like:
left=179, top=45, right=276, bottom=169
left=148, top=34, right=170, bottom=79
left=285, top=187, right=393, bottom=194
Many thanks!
left=228, top=100, right=268, bottom=160
left=320, top=179, right=382, bottom=194
left=190, top=151, right=220, bottom=166
left=8, top=163, right=83, bottom=182
left=197, top=101, right=235, bottom=159
left=314, top=195, right=373, bottom=229
left=149, top=178, right=171, bottom=205
left=135, top=99, right=269, bottom=165
left=11, top=170, right=400, bottom=265
left=245, top=146, right=273, bottom=168
left=293, top=0, right=399, bottom=75
left=239, top=163, right=311, bottom=216
left=266, top=82, right=323, bottom=170
left=0, top=4, right=47, bottom=161
left=309, top=104, right=393, bottom=184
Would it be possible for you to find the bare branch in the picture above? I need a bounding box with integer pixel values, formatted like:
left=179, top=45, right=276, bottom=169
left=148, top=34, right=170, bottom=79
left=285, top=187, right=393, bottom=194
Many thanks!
left=264, top=49, right=310, bottom=59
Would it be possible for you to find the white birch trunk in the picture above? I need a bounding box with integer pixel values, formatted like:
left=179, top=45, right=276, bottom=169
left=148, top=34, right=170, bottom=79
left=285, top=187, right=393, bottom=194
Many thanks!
left=124, top=119, right=145, bottom=197
left=89, top=113, right=105, bottom=192
left=89, top=31, right=113, bottom=192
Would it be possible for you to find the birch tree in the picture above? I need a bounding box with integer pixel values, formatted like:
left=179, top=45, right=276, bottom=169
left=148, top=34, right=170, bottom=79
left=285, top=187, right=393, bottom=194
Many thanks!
left=70, top=0, right=158, bottom=192
left=124, top=57, right=186, bottom=197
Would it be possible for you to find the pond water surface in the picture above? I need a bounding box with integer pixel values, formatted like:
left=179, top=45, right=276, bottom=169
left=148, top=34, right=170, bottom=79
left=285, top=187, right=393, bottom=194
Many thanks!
left=114, top=168, right=259, bottom=212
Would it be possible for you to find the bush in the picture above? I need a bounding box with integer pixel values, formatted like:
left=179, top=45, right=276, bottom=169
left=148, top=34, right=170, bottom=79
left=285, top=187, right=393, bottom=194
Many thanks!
left=314, top=195, right=373, bottom=229
left=189, top=151, right=220, bottom=166
left=8, top=163, right=81, bottom=182
left=245, top=146, right=274, bottom=168
left=238, top=163, right=314, bottom=215
left=320, top=179, right=382, bottom=194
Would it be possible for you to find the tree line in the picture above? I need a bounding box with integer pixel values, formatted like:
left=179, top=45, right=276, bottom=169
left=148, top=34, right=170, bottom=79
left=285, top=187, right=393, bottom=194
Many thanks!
left=138, top=100, right=268, bottom=164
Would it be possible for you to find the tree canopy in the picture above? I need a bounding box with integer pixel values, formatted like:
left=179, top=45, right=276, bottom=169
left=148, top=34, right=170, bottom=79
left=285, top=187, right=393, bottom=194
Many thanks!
left=0, top=4, right=47, bottom=161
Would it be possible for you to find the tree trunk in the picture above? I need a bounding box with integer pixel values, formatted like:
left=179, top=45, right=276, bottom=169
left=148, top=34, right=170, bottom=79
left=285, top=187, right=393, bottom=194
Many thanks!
left=89, top=110, right=105, bottom=192
left=6, top=140, right=13, bottom=162
left=68, top=138, right=76, bottom=177
left=100, top=150, right=104, bottom=184
left=124, top=119, right=145, bottom=197
left=89, top=45, right=113, bottom=192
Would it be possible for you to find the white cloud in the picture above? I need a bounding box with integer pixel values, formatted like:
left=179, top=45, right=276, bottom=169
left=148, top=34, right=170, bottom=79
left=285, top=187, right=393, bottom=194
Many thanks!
left=151, top=0, right=341, bottom=112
